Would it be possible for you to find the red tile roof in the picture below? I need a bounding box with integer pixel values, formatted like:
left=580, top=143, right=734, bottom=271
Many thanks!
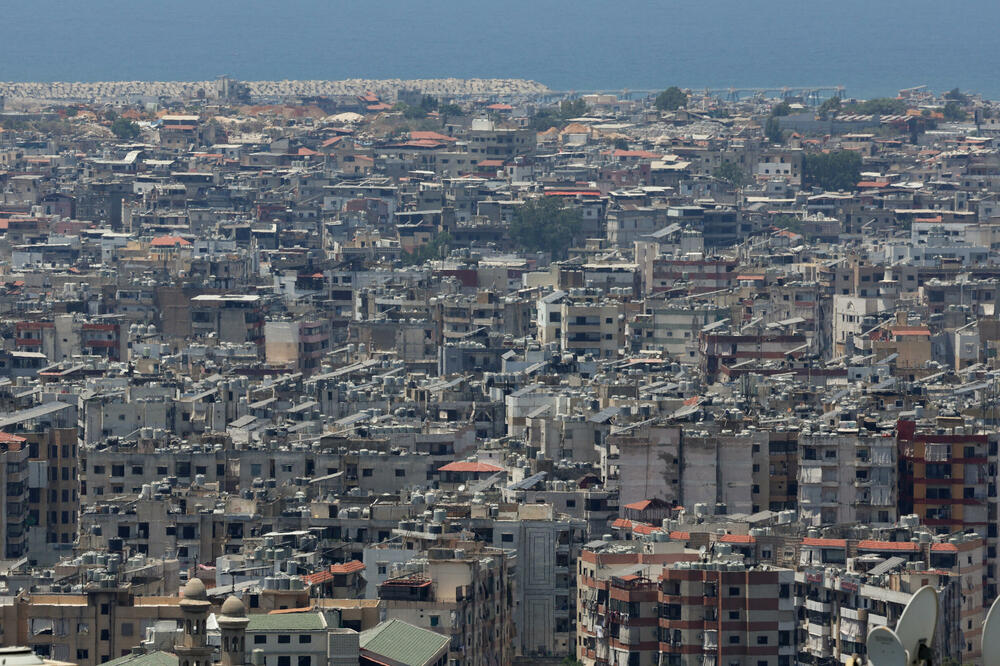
left=720, top=534, right=755, bottom=544
left=930, top=543, right=959, bottom=552
left=801, top=538, right=847, bottom=548
left=437, top=461, right=504, bottom=473
left=330, top=560, right=365, bottom=574
left=410, top=131, right=457, bottom=143
left=151, top=235, right=192, bottom=247
left=669, top=531, right=690, bottom=541
left=0, top=432, right=26, bottom=444
left=301, top=570, right=333, bottom=585
left=858, top=540, right=919, bottom=551
left=624, top=500, right=653, bottom=511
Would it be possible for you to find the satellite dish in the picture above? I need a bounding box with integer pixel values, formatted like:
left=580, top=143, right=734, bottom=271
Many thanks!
left=698, top=545, right=707, bottom=558
left=895, top=585, right=938, bottom=665
left=867, top=626, right=906, bottom=666
left=457, top=485, right=466, bottom=493
left=984, top=595, right=1000, bottom=666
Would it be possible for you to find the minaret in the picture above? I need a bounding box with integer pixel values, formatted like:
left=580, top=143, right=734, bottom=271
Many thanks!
left=217, top=595, right=250, bottom=666
left=175, top=578, right=213, bottom=666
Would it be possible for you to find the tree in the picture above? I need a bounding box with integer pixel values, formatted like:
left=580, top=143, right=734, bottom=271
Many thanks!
left=943, top=100, right=967, bottom=121
left=439, top=103, right=463, bottom=118
left=402, top=231, right=452, bottom=266
left=771, top=101, right=792, bottom=117
left=944, top=87, right=969, bottom=104
left=510, top=197, right=583, bottom=259
left=654, top=86, right=688, bottom=111
left=111, top=117, right=140, bottom=141
left=802, top=150, right=862, bottom=191
left=764, top=116, right=783, bottom=144
left=713, top=161, right=749, bottom=188
left=817, top=97, right=841, bottom=119
left=613, top=137, right=630, bottom=150
left=848, top=97, right=906, bottom=115
left=559, top=98, right=588, bottom=118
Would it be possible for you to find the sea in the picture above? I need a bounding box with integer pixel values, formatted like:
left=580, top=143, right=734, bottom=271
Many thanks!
left=2, top=0, right=999, bottom=100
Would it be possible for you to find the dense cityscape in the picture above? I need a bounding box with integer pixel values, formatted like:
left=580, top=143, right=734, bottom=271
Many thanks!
left=0, top=75, right=998, bottom=666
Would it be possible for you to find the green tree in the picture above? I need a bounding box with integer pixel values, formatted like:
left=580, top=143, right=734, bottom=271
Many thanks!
left=111, top=117, right=140, bottom=141
left=560, top=98, right=588, bottom=118
left=654, top=86, right=688, bottom=111
left=771, top=101, right=792, bottom=117
left=764, top=116, right=783, bottom=144
left=713, top=161, right=749, bottom=188
left=817, top=97, right=841, bottom=119
left=613, top=137, right=630, bottom=150
left=802, top=150, right=863, bottom=191
left=402, top=231, right=452, bottom=265
left=848, top=97, right=906, bottom=115
left=510, top=197, right=583, bottom=259
left=943, top=100, right=967, bottom=121
left=944, top=87, right=969, bottom=104
left=439, top=103, right=463, bottom=118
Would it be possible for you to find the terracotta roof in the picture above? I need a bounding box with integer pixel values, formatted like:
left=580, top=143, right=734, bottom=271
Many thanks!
left=611, top=518, right=632, bottom=529
left=720, top=534, right=755, bottom=544
left=632, top=523, right=657, bottom=535
left=302, top=570, right=333, bottom=585
left=437, top=461, right=504, bottom=473
left=801, top=538, right=847, bottom=548
left=330, top=560, right=365, bottom=574
left=485, top=103, right=513, bottom=111
left=0, top=431, right=26, bottom=444
left=892, top=327, right=931, bottom=337
left=410, top=131, right=457, bottom=142
left=151, top=235, right=191, bottom=247
left=669, top=531, right=690, bottom=541
left=930, top=543, right=959, bottom=552
left=858, top=540, right=919, bottom=551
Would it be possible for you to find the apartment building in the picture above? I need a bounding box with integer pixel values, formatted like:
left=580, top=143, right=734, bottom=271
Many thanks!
left=378, top=546, right=515, bottom=666
left=658, top=561, right=797, bottom=666
left=797, top=429, right=897, bottom=527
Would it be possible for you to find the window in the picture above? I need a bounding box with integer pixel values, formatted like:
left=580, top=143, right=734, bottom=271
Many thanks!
left=298, top=635, right=311, bottom=644
left=297, top=658, right=310, bottom=666
left=729, top=586, right=740, bottom=596
left=362, top=469, right=373, bottom=477
left=729, top=635, right=740, bottom=644
left=501, top=533, right=513, bottom=543
left=430, top=615, right=440, bottom=627
left=395, top=469, right=405, bottom=477
left=277, top=635, right=291, bottom=644
left=757, top=636, right=768, bottom=645
left=278, top=658, right=290, bottom=666
left=254, top=635, right=266, bottom=645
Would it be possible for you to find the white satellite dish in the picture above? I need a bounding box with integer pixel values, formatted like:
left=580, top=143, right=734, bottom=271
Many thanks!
left=984, top=595, right=1000, bottom=666
left=867, top=626, right=906, bottom=666
left=895, top=585, right=938, bottom=665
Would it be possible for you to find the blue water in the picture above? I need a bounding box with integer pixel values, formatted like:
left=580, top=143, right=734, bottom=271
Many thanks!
left=2, top=0, right=998, bottom=99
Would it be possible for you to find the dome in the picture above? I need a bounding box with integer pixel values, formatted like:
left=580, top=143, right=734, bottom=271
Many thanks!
left=220, top=595, right=246, bottom=617
left=182, top=577, right=208, bottom=601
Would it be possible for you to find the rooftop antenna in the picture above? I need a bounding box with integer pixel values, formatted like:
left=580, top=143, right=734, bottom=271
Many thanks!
left=984, top=595, right=1000, bottom=666
left=867, top=585, right=937, bottom=666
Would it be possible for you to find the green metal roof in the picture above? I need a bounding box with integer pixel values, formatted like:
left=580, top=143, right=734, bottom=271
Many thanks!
left=359, top=619, right=449, bottom=666
left=246, top=612, right=327, bottom=632
left=103, top=652, right=178, bottom=666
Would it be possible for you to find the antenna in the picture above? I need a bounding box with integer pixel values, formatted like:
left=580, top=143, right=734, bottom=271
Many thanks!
left=984, top=595, right=1000, bottom=666
left=867, top=626, right=906, bottom=666
left=894, top=585, right=938, bottom=666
